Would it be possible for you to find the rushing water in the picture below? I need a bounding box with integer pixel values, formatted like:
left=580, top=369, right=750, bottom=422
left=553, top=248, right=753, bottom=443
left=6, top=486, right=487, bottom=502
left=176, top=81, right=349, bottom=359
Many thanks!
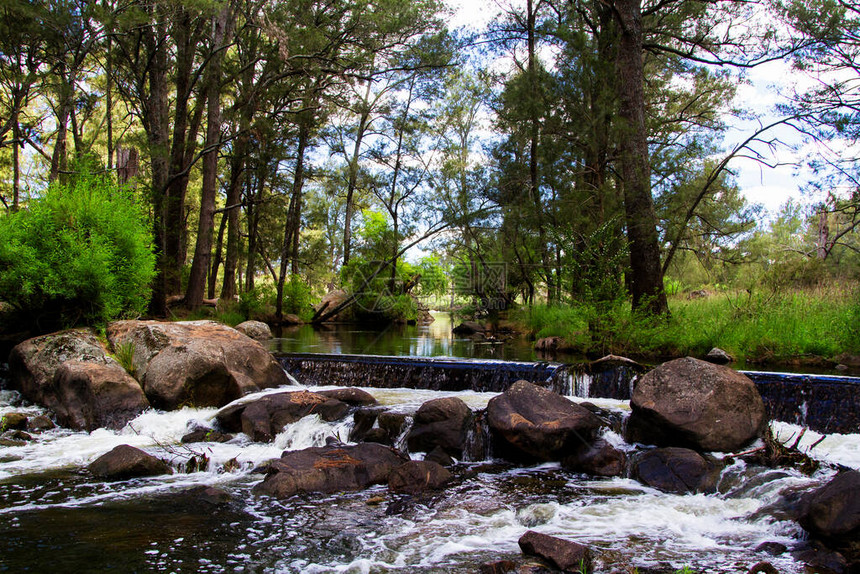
left=2, top=380, right=859, bottom=573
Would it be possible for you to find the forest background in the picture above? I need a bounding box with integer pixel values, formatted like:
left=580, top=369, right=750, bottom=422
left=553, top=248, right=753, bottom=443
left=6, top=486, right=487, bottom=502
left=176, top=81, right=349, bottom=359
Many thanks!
left=0, top=0, right=858, bottom=366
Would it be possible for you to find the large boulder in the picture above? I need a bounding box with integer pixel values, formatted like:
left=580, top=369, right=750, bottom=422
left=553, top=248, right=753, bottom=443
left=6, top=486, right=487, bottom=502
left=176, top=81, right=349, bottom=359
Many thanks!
left=487, top=380, right=605, bottom=462
left=388, top=460, right=453, bottom=494
left=53, top=361, right=150, bottom=431
left=89, top=445, right=172, bottom=480
left=406, top=397, right=472, bottom=457
left=8, top=330, right=149, bottom=430
left=627, top=357, right=766, bottom=452
left=799, top=470, right=860, bottom=560
left=215, top=390, right=349, bottom=442
left=317, top=388, right=378, bottom=407
left=518, top=530, right=592, bottom=573
left=254, top=443, right=408, bottom=498
left=106, top=320, right=287, bottom=410
left=633, top=447, right=721, bottom=495
left=8, top=329, right=112, bottom=413
left=314, top=290, right=350, bottom=321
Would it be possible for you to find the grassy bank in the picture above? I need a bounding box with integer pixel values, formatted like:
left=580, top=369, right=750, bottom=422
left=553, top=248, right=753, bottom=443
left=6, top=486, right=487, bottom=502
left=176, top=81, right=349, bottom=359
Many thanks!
left=512, top=284, right=860, bottom=365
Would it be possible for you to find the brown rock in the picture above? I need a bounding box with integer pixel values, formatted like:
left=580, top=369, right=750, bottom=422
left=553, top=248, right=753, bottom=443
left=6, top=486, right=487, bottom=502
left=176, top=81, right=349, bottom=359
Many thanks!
left=406, top=397, right=472, bottom=457
left=628, top=357, right=767, bottom=452
left=27, top=415, right=56, bottom=432
left=799, top=470, right=860, bottom=560
left=52, top=361, right=150, bottom=431
left=107, top=320, right=287, bottom=410
left=518, top=530, right=592, bottom=572
left=563, top=439, right=626, bottom=477
left=89, top=444, right=172, bottom=480
left=8, top=329, right=113, bottom=414
left=234, top=320, right=272, bottom=341
left=633, top=447, right=721, bottom=494
left=1, top=412, right=28, bottom=431
left=487, top=380, right=605, bottom=462
left=479, top=560, right=519, bottom=574
left=318, top=388, right=378, bottom=407
left=534, top=336, right=574, bottom=353
left=254, top=443, right=408, bottom=498
left=216, top=390, right=349, bottom=442
left=388, top=460, right=453, bottom=494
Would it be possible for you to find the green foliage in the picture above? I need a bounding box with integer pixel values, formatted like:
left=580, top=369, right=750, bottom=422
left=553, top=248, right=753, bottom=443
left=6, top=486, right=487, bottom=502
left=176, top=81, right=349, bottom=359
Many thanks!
left=0, top=166, right=155, bottom=330
left=238, top=284, right=277, bottom=320
left=281, top=276, right=314, bottom=321
left=515, top=283, right=860, bottom=362
left=110, top=341, right=137, bottom=378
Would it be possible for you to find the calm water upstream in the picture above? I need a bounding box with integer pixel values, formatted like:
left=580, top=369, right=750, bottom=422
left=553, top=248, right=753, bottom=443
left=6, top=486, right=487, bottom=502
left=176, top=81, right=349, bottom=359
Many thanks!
left=1, top=315, right=859, bottom=572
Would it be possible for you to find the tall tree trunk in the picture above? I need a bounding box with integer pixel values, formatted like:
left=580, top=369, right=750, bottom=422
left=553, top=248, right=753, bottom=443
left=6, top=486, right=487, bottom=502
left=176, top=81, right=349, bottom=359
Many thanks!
left=209, top=213, right=227, bottom=299
left=276, top=121, right=310, bottom=320
left=12, top=106, right=19, bottom=212
left=165, top=14, right=203, bottom=294
left=185, top=6, right=230, bottom=309
left=613, top=0, right=668, bottom=315
left=526, top=0, right=553, bottom=304
left=145, top=25, right=172, bottom=316
left=245, top=166, right=267, bottom=292
left=49, top=72, right=72, bottom=183
left=106, top=31, right=114, bottom=172
left=342, top=77, right=374, bottom=267
left=220, top=130, right=247, bottom=301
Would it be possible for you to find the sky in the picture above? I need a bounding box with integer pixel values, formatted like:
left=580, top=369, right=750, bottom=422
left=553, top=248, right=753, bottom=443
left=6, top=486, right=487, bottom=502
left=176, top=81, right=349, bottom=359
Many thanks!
left=443, top=0, right=818, bottom=217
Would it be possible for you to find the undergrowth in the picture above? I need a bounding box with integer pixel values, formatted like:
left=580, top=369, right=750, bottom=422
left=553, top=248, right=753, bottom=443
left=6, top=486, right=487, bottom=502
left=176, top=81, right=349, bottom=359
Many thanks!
left=513, top=283, right=860, bottom=363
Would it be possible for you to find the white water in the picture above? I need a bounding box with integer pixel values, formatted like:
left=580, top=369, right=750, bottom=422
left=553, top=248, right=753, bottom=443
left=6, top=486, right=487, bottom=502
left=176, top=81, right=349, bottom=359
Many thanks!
left=2, top=383, right=858, bottom=573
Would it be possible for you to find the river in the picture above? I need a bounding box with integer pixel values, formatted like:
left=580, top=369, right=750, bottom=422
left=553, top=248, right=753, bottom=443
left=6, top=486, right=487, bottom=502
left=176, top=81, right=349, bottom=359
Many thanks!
left=1, top=317, right=859, bottom=572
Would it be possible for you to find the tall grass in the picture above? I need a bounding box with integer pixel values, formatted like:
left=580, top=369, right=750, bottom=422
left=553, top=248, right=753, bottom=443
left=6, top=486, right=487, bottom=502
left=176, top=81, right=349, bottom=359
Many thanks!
left=514, top=283, right=860, bottom=363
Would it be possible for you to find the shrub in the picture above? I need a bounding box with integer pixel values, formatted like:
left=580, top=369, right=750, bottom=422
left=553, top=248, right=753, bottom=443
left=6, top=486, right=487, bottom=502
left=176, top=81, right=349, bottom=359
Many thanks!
left=0, top=167, right=155, bottom=330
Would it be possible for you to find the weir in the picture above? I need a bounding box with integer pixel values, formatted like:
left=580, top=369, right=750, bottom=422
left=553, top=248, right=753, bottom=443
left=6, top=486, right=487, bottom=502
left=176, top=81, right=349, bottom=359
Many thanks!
left=278, top=352, right=860, bottom=435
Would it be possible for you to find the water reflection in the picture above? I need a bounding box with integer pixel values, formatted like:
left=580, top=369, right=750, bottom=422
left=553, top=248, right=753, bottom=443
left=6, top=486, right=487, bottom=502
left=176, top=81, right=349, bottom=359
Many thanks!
left=269, top=312, right=539, bottom=361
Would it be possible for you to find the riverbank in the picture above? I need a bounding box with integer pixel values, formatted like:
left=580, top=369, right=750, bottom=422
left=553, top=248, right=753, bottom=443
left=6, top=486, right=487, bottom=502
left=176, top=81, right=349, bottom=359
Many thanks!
left=509, top=285, right=860, bottom=372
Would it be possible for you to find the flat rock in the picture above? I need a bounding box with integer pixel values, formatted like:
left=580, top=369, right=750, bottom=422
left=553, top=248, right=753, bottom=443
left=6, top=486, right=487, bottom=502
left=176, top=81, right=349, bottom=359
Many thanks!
left=89, top=444, right=172, bottom=480
left=627, top=357, right=766, bottom=452
left=317, top=388, right=378, bottom=407
left=487, top=380, right=605, bottom=462
left=254, top=443, right=408, bottom=498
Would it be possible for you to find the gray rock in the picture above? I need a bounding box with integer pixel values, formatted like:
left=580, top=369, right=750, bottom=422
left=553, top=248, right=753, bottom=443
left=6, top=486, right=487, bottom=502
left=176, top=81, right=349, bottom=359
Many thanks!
left=52, top=360, right=150, bottom=431
left=234, top=320, right=272, bottom=341
left=388, top=460, right=452, bottom=494
left=627, top=357, right=766, bottom=452
left=107, top=320, right=287, bottom=410
left=633, top=447, right=721, bottom=494
left=704, top=347, right=733, bottom=365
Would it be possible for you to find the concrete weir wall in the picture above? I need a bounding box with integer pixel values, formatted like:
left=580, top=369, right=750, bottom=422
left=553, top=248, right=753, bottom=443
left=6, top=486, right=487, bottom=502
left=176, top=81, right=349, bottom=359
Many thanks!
left=278, top=353, right=860, bottom=435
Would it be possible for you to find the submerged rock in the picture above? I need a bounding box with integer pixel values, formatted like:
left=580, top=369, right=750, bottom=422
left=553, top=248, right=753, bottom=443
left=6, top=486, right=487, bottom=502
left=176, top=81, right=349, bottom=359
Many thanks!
left=89, top=444, right=172, bottom=480
left=633, top=447, right=721, bottom=494
left=627, top=357, right=766, bottom=452
left=452, top=321, right=485, bottom=335
left=107, top=320, right=287, bottom=411
left=406, top=396, right=472, bottom=457
left=215, top=390, right=349, bottom=442
left=518, top=530, right=592, bottom=572
left=388, top=460, right=452, bottom=494
left=487, top=380, right=605, bottom=462
left=254, top=442, right=408, bottom=498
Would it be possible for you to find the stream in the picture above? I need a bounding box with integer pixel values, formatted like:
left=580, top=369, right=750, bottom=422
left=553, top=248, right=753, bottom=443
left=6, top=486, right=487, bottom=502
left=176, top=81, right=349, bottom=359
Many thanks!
left=1, top=314, right=859, bottom=572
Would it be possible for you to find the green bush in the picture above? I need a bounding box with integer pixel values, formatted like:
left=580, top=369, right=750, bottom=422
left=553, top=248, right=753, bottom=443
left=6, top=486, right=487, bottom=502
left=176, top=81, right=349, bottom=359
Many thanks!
left=0, top=168, right=155, bottom=330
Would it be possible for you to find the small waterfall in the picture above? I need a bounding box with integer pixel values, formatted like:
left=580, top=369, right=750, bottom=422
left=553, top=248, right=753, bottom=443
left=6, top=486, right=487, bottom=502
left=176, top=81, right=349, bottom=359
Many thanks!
left=279, top=353, right=563, bottom=393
